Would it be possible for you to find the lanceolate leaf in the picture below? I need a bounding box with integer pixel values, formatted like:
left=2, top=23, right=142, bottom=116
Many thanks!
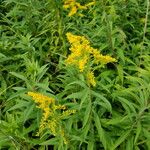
left=94, top=112, right=107, bottom=150
left=111, top=129, right=132, bottom=150
left=91, top=90, right=112, bottom=112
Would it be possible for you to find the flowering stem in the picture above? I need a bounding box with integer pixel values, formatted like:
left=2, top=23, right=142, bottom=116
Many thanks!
left=139, top=0, right=150, bottom=66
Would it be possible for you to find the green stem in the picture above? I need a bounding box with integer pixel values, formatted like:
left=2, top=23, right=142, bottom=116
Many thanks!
left=101, top=0, right=114, bottom=54
left=140, top=0, right=150, bottom=65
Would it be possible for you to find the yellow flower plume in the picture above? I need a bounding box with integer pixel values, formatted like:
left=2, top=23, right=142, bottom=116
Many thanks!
left=27, top=92, right=76, bottom=144
left=63, top=0, right=95, bottom=17
left=87, top=71, right=96, bottom=87
left=65, top=32, right=117, bottom=87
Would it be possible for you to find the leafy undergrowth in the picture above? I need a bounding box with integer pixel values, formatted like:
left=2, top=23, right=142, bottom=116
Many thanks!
left=0, top=0, right=150, bottom=150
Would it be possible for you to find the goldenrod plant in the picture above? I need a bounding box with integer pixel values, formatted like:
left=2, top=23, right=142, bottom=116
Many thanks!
left=0, top=0, right=150, bottom=150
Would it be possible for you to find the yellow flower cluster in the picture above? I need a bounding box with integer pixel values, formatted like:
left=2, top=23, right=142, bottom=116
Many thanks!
left=27, top=92, right=76, bottom=144
left=91, top=49, right=116, bottom=64
left=63, top=0, right=95, bottom=16
left=66, top=32, right=90, bottom=72
left=66, top=32, right=116, bottom=70
left=87, top=71, right=96, bottom=87
left=65, top=32, right=116, bottom=86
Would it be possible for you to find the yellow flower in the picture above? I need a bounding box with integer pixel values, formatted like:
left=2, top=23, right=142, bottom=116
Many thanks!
left=91, top=49, right=116, bottom=64
left=85, top=1, right=95, bottom=7
left=65, top=32, right=117, bottom=87
left=28, top=92, right=76, bottom=144
left=76, top=2, right=87, bottom=10
left=63, top=0, right=94, bottom=16
left=78, top=56, right=88, bottom=72
left=66, top=32, right=91, bottom=71
left=87, top=71, right=96, bottom=87
left=68, top=6, right=77, bottom=16
left=63, top=0, right=75, bottom=9
left=66, top=32, right=81, bottom=44
left=27, top=92, right=55, bottom=106
left=47, top=119, right=57, bottom=136
left=99, top=55, right=116, bottom=64
left=61, top=129, right=68, bottom=144
left=43, top=107, right=51, bottom=120
left=54, top=105, right=66, bottom=110
left=61, top=109, right=76, bottom=118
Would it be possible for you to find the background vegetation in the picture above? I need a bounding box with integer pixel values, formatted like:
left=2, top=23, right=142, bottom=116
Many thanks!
left=0, top=0, right=150, bottom=149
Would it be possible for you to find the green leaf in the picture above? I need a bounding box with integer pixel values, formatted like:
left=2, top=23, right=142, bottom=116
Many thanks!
left=82, top=98, right=91, bottom=128
left=81, top=122, right=90, bottom=141
left=23, top=102, right=35, bottom=123
left=111, top=129, right=131, bottom=150
left=80, top=89, right=89, bottom=109
left=105, top=115, right=128, bottom=125
left=91, top=90, right=112, bottom=112
left=9, top=72, right=28, bottom=82
left=117, top=96, right=136, bottom=113
left=87, top=141, right=94, bottom=150
left=36, top=83, right=54, bottom=93
left=126, top=136, right=134, bottom=150
left=66, top=81, right=87, bottom=89
left=40, top=138, right=58, bottom=145
left=7, top=100, right=29, bottom=111
left=37, top=64, right=48, bottom=82
left=65, top=90, right=86, bottom=100
left=117, top=49, right=125, bottom=64
left=117, top=64, right=124, bottom=85
left=134, top=122, right=141, bottom=144
left=94, top=112, right=107, bottom=150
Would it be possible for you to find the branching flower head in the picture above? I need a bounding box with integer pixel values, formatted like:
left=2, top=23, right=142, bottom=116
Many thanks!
left=87, top=71, right=96, bottom=87
left=63, top=0, right=95, bottom=16
left=27, top=92, right=76, bottom=144
left=65, top=32, right=117, bottom=87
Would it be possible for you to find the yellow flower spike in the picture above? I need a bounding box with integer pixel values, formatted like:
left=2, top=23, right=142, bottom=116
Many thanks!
left=78, top=56, right=88, bottom=72
left=65, top=55, right=77, bottom=65
left=68, top=6, right=77, bottom=16
left=66, top=32, right=81, bottom=44
left=61, top=129, right=68, bottom=144
left=95, top=54, right=117, bottom=64
left=43, top=107, right=51, bottom=120
left=55, top=105, right=67, bottom=110
left=87, top=71, right=96, bottom=87
left=47, top=119, right=57, bottom=136
left=61, top=109, right=76, bottom=118
left=66, top=32, right=92, bottom=71
left=78, top=13, right=84, bottom=17
left=72, top=48, right=82, bottom=57
left=85, top=1, right=95, bottom=7
left=28, top=92, right=76, bottom=143
left=76, top=2, right=87, bottom=10
left=38, top=120, right=47, bottom=135
left=63, top=5, right=70, bottom=9
left=81, top=37, right=90, bottom=45
left=63, top=0, right=93, bottom=17
left=91, top=48, right=116, bottom=64
left=100, top=55, right=117, bottom=64
left=65, top=32, right=117, bottom=74
left=27, top=92, right=55, bottom=105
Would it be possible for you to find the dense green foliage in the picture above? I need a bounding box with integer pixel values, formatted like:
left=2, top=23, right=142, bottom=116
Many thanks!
left=0, top=0, right=150, bottom=149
